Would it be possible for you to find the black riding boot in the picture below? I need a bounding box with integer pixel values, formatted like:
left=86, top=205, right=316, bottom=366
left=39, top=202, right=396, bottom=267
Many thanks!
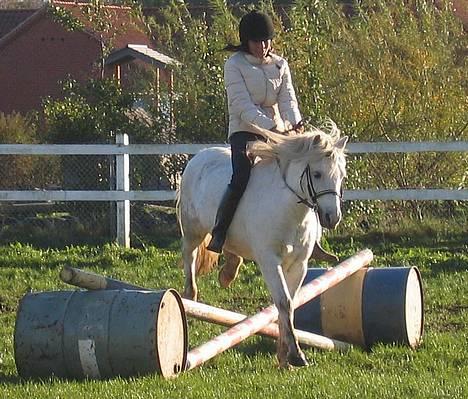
left=207, top=186, right=242, bottom=253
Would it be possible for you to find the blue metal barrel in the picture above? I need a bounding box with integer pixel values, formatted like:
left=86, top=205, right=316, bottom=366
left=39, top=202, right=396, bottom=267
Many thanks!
left=362, top=267, right=424, bottom=348
left=14, top=289, right=188, bottom=379
left=294, top=269, right=324, bottom=338
left=294, top=267, right=424, bottom=349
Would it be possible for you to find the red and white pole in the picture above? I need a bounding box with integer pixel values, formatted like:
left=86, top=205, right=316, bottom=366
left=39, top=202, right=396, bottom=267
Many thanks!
left=185, top=248, right=373, bottom=370
left=182, top=299, right=351, bottom=352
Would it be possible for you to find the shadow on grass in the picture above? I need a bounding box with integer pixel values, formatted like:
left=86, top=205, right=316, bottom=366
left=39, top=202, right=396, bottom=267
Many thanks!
left=236, top=338, right=277, bottom=357
left=330, top=229, right=467, bottom=251
left=425, top=258, right=468, bottom=277
left=0, top=372, right=23, bottom=385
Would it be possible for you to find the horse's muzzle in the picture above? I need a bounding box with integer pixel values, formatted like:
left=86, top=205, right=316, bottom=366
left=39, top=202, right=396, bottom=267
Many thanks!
left=319, top=210, right=341, bottom=229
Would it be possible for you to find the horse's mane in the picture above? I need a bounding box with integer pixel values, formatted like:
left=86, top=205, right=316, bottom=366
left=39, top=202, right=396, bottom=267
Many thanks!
left=249, top=121, right=345, bottom=168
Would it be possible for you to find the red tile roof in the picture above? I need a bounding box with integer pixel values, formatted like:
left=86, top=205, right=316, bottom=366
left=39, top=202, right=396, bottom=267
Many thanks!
left=0, top=9, right=36, bottom=39
left=0, top=1, right=153, bottom=51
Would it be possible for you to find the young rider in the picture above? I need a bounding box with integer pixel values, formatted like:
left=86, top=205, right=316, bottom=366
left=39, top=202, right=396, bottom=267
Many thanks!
left=207, top=10, right=304, bottom=253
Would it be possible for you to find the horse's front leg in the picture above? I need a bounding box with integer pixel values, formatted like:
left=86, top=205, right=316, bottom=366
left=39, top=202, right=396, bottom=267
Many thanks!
left=280, top=260, right=309, bottom=367
left=182, top=240, right=199, bottom=301
left=258, top=254, right=308, bottom=368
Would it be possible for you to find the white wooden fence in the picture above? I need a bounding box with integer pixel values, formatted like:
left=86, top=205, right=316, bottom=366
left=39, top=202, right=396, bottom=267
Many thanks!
left=0, top=134, right=467, bottom=247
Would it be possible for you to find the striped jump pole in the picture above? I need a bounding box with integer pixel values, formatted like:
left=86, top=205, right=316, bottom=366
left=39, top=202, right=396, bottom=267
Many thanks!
left=183, top=298, right=350, bottom=352
left=185, top=248, right=373, bottom=370
left=59, top=266, right=351, bottom=351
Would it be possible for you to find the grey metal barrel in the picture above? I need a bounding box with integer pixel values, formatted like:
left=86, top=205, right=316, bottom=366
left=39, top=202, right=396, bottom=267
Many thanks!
left=14, top=289, right=187, bottom=379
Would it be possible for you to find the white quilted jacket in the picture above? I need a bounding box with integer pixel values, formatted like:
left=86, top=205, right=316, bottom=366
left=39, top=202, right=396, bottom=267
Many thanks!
left=224, top=51, right=302, bottom=138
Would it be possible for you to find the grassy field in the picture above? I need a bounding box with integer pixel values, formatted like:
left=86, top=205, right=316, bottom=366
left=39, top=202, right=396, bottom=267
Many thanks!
left=0, top=229, right=466, bottom=399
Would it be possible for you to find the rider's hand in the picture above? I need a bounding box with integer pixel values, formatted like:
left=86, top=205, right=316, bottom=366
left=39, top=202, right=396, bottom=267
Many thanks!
left=293, top=121, right=305, bottom=135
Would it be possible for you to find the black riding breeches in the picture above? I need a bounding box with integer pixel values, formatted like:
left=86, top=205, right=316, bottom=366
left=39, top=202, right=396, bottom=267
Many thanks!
left=228, top=131, right=266, bottom=194
left=206, top=131, right=266, bottom=251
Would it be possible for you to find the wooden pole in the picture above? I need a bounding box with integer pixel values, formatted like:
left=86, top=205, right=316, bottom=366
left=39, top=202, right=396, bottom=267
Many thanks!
left=169, top=70, right=174, bottom=131
left=155, top=68, right=160, bottom=113
left=114, top=64, right=121, bottom=85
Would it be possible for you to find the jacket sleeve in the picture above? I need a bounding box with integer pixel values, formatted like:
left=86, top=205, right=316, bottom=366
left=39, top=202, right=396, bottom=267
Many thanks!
left=224, top=59, right=276, bottom=130
left=277, top=60, right=302, bottom=126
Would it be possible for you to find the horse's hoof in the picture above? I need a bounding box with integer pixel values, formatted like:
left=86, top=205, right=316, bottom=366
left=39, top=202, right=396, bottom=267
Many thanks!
left=218, top=269, right=231, bottom=288
left=277, top=359, right=292, bottom=370
left=218, top=267, right=237, bottom=288
left=288, top=352, right=309, bottom=367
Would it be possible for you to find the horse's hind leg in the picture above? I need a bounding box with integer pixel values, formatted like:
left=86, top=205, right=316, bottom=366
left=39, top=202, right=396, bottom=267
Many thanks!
left=219, top=250, right=243, bottom=288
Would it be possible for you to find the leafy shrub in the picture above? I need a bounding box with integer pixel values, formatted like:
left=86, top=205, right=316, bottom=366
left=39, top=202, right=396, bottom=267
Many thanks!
left=314, top=0, right=467, bottom=223
left=0, top=112, right=37, bottom=144
left=145, top=0, right=238, bottom=143
left=277, top=0, right=329, bottom=122
left=42, top=78, right=155, bottom=144
left=318, top=0, right=466, bottom=159
left=0, top=112, right=43, bottom=189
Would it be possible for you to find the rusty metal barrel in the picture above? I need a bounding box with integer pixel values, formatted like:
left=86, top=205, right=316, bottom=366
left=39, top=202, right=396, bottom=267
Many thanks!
left=14, top=289, right=187, bottom=379
left=294, top=267, right=424, bottom=349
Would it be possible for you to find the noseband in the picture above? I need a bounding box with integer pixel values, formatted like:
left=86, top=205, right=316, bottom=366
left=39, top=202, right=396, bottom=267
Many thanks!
left=278, top=160, right=342, bottom=211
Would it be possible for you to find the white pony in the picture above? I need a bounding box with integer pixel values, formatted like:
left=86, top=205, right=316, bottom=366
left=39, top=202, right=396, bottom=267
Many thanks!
left=176, top=123, right=348, bottom=367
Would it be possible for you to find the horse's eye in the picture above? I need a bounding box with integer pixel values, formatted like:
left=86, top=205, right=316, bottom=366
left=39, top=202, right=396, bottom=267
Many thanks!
left=313, top=172, right=322, bottom=179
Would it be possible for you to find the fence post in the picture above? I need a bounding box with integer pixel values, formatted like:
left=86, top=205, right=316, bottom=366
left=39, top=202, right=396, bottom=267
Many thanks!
left=116, top=134, right=130, bottom=247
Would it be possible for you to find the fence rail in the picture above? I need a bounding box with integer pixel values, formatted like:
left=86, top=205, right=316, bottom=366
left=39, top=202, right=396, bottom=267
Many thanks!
left=0, top=137, right=466, bottom=246
left=0, top=189, right=467, bottom=202
left=0, top=140, right=466, bottom=202
left=0, top=141, right=468, bottom=155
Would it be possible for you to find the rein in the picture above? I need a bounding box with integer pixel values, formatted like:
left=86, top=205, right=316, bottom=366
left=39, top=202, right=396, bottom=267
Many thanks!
left=277, top=159, right=342, bottom=210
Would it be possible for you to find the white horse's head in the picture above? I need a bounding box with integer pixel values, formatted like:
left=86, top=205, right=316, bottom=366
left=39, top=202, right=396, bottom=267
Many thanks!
left=249, top=121, right=348, bottom=229
left=302, top=132, right=348, bottom=228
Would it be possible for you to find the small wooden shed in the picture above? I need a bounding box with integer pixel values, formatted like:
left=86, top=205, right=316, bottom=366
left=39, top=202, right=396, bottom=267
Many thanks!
left=105, top=44, right=181, bottom=118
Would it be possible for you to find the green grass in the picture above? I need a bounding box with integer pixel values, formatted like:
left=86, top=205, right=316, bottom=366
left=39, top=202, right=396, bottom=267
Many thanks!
left=0, top=232, right=467, bottom=399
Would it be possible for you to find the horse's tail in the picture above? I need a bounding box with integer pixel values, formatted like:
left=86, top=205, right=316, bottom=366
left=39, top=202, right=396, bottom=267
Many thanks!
left=177, top=235, right=219, bottom=275
left=195, top=235, right=220, bottom=275
left=175, top=186, right=184, bottom=237
left=176, top=186, right=219, bottom=275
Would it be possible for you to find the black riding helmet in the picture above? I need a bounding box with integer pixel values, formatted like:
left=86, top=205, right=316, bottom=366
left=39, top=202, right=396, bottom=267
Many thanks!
left=239, top=11, right=275, bottom=45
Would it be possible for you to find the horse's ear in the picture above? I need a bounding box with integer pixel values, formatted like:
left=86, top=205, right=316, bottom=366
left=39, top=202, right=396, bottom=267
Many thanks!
left=313, top=135, right=322, bottom=145
left=335, top=136, right=348, bottom=150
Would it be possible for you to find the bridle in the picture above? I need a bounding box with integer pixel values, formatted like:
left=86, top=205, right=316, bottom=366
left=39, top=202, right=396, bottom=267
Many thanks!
left=277, top=159, right=343, bottom=211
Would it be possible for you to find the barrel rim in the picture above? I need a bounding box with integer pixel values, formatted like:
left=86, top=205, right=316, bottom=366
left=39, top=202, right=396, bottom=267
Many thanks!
left=13, top=292, right=29, bottom=376
left=159, top=288, right=188, bottom=376
left=403, top=266, right=425, bottom=348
